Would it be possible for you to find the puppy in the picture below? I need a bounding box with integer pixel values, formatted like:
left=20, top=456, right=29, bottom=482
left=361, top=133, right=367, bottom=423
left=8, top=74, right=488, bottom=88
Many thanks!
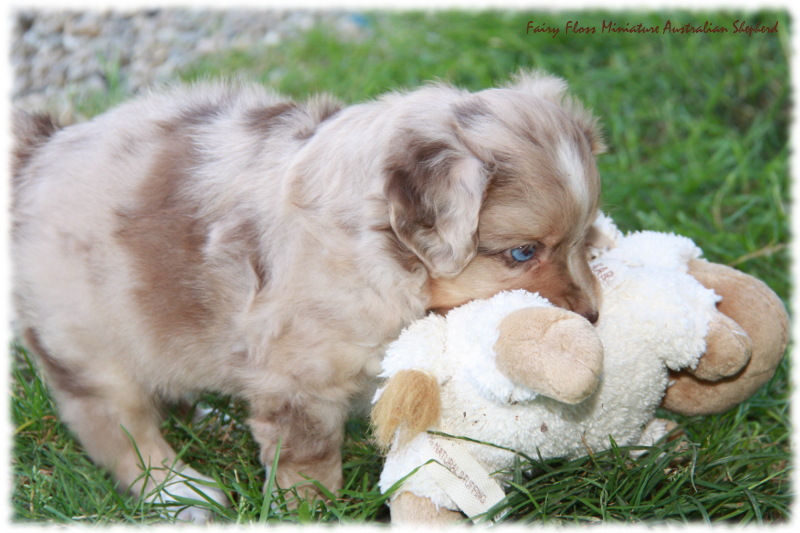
left=12, top=71, right=603, bottom=522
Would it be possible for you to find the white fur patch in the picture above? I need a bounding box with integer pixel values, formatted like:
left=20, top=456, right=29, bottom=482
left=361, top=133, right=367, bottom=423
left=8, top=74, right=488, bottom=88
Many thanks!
left=556, top=138, right=590, bottom=207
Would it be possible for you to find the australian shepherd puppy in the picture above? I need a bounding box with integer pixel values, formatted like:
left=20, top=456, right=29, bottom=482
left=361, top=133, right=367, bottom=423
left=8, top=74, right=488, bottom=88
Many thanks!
left=12, top=71, right=603, bottom=522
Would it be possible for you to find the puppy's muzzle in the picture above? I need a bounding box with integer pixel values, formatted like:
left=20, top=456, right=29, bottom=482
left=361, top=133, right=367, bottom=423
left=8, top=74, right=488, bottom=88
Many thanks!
left=559, top=288, right=599, bottom=324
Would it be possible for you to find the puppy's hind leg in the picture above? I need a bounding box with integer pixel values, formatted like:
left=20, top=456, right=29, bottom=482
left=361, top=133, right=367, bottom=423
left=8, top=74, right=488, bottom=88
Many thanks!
left=23, top=331, right=227, bottom=523
left=53, top=381, right=228, bottom=522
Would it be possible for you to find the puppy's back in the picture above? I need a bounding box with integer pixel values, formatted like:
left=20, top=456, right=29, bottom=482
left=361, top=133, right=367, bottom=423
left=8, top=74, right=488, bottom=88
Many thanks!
left=12, top=111, right=60, bottom=177
left=11, top=83, right=295, bottom=389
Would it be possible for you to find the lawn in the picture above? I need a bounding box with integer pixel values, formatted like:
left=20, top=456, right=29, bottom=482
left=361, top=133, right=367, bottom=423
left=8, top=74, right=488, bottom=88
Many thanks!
left=10, top=8, right=791, bottom=525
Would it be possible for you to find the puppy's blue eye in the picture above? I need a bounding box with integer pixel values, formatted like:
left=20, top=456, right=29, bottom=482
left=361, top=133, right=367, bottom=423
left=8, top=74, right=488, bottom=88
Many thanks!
left=510, top=245, right=536, bottom=262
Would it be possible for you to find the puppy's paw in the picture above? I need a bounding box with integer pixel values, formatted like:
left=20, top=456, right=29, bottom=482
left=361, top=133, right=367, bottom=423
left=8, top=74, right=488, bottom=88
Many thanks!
left=171, top=501, right=216, bottom=525
left=148, top=469, right=228, bottom=524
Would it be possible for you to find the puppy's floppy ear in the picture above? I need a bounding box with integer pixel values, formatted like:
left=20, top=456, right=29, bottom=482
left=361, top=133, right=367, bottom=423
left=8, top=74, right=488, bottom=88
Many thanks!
left=384, top=133, right=489, bottom=278
left=506, top=70, right=606, bottom=155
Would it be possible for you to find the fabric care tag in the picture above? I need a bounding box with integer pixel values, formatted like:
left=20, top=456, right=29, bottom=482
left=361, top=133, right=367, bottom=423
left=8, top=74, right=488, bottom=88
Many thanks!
left=422, top=433, right=506, bottom=521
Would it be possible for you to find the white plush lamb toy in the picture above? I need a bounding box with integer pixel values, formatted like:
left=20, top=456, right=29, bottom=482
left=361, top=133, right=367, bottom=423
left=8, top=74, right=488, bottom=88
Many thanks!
left=371, top=214, right=785, bottom=524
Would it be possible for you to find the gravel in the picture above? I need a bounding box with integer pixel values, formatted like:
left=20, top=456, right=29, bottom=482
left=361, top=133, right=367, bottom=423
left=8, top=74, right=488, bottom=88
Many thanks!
left=11, top=8, right=368, bottom=117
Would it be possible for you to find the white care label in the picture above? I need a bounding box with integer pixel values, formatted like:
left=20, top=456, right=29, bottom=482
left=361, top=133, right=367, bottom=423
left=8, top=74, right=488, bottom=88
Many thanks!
left=421, top=433, right=506, bottom=521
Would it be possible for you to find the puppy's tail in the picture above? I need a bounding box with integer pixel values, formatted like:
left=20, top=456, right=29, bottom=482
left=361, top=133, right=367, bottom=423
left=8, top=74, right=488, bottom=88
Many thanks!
left=12, top=110, right=60, bottom=178
left=371, top=369, right=441, bottom=450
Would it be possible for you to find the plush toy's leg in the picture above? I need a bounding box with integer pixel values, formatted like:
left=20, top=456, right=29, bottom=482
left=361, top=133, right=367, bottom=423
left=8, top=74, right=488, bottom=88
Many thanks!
left=633, top=419, right=689, bottom=461
left=636, top=418, right=684, bottom=448
left=662, top=260, right=789, bottom=416
left=389, top=492, right=464, bottom=525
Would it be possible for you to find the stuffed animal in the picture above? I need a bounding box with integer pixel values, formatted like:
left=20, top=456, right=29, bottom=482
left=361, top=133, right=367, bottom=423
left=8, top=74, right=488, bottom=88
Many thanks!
left=371, top=214, right=788, bottom=524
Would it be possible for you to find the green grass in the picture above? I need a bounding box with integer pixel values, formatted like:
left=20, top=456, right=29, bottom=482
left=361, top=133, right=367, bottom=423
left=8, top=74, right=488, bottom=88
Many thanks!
left=11, top=8, right=791, bottom=525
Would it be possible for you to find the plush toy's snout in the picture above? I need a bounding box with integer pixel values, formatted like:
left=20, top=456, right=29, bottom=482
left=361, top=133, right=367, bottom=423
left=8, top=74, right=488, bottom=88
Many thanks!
left=494, top=307, right=603, bottom=404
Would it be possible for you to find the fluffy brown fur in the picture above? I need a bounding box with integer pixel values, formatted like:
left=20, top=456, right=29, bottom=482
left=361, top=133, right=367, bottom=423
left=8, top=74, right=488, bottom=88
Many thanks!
left=12, top=71, right=603, bottom=521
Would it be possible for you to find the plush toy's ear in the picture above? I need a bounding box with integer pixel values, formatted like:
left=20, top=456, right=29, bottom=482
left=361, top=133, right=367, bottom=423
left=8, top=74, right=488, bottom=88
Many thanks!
left=586, top=214, right=618, bottom=252
left=385, top=133, right=490, bottom=278
left=505, top=70, right=606, bottom=155
left=371, top=369, right=441, bottom=449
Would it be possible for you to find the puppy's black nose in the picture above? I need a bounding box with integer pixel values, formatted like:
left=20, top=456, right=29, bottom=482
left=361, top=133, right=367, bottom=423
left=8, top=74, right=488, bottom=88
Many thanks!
left=582, top=309, right=599, bottom=324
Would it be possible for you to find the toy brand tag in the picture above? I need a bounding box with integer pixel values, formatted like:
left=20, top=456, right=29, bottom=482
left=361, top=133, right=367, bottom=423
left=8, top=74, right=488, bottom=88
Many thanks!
left=422, top=434, right=506, bottom=521
left=591, top=260, right=623, bottom=290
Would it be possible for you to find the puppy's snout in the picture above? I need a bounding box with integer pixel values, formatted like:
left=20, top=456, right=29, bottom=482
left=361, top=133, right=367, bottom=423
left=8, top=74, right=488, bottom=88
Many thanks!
left=538, top=285, right=599, bottom=325
left=580, top=308, right=599, bottom=325
left=565, top=293, right=599, bottom=324
left=566, top=249, right=600, bottom=324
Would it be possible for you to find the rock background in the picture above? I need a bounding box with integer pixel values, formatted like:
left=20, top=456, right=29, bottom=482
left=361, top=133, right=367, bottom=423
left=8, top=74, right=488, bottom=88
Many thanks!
left=11, top=9, right=366, bottom=117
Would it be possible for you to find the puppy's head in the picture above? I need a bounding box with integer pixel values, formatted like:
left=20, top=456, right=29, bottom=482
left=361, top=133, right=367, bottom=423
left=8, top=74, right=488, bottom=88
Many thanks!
left=385, top=71, right=604, bottom=323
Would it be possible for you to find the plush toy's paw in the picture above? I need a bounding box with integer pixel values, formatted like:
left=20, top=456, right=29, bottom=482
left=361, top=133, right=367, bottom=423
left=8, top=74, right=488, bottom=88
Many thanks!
left=690, top=312, right=752, bottom=381
left=493, top=307, right=603, bottom=404
left=389, top=492, right=464, bottom=525
left=662, top=260, right=789, bottom=416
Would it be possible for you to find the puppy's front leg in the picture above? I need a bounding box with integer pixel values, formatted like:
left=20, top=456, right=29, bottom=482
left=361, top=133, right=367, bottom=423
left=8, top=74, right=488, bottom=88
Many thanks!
left=241, top=308, right=386, bottom=503
left=248, top=393, right=347, bottom=502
